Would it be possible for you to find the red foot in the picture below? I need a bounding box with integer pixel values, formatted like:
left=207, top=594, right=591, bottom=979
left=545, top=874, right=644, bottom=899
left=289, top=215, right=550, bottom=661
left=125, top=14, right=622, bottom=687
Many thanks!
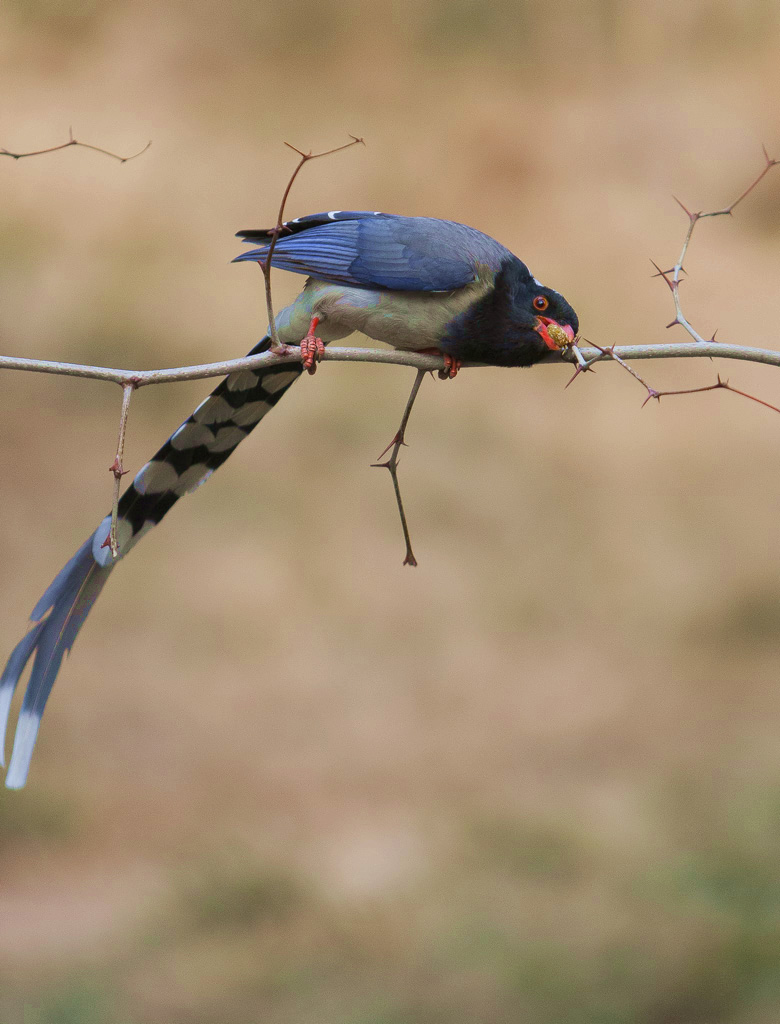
left=301, top=316, right=325, bottom=374
left=421, top=348, right=461, bottom=380
left=439, top=353, right=461, bottom=380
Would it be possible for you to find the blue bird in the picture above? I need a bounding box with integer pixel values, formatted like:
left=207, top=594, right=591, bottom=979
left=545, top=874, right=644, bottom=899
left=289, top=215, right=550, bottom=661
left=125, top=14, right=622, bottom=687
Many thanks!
left=0, top=210, right=578, bottom=788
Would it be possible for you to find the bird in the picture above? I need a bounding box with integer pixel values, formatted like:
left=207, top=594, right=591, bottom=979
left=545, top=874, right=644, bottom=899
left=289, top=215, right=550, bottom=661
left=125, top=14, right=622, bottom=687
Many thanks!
left=0, top=209, right=579, bottom=788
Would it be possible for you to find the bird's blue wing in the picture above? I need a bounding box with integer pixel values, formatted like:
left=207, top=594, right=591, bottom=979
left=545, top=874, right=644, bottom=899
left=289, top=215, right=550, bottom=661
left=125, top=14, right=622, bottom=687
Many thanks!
left=234, top=212, right=511, bottom=292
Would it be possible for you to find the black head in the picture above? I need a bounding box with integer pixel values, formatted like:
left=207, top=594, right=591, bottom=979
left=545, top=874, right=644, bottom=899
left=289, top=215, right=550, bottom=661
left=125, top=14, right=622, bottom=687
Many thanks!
left=442, top=257, right=579, bottom=368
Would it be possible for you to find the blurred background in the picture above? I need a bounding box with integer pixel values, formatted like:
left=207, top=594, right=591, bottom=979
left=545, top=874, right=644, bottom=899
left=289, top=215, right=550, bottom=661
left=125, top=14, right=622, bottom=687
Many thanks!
left=1, top=0, right=780, bottom=1020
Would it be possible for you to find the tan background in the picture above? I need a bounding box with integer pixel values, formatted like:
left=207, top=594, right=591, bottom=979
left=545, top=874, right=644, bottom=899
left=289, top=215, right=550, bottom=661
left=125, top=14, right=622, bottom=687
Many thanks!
left=2, top=1, right=780, bottom=1021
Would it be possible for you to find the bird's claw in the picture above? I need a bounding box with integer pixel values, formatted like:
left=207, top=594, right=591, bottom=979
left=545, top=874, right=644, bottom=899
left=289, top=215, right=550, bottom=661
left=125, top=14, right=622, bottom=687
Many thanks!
left=301, top=335, right=325, bottom=374
left=438, top=354, right=461, bottom=380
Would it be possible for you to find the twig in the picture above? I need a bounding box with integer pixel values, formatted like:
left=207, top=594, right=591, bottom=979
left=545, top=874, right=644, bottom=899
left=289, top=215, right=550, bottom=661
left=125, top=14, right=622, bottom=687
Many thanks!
left=260, top=136, right=364, bottom=350
left=372, top=369, right=426, bottom=566
left=561, top=339, right=599, bottom=387
left=652, top=147, right=779, bottom=343
left=105, top=383, right=136, bottom=558
left=564, top=151, right=780, bottom=412
left=0, top=127, right=151, bottom=163
left=575, top=339, right=780, bottom=418
left=577, top=338, right=661, bottom=398
left=640, top=373, right=780, bottom=415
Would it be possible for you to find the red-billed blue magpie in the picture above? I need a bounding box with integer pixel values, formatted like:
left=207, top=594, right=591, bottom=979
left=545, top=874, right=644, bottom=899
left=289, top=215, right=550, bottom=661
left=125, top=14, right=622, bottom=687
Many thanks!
left=1, top=210, right=578, bottom=788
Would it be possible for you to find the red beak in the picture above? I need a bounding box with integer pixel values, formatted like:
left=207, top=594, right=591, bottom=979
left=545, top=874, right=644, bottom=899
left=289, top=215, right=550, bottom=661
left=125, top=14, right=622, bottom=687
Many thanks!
left=535, top=316, right=575, bottom=351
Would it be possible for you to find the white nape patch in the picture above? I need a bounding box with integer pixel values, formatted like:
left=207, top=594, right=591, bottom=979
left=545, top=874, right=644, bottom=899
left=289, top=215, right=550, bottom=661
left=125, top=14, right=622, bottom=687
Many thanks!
left=192, top=395, right=234, bottom=425
left=174, top=464, right=213, bottom=495
left=231, top=399, right=271, bottom=426
left=327, top=210, right=340, bottom=220
left=226, top=370, right=259, bottom=392
left=208, top=426, right=247, bottom=453
left=170, top=422, right=215, bottom=451
left=262, top=370, right=300, bottom=394
left=92, top=515, right=135, bottom=566
left=133, top=460, right=180, bottom=495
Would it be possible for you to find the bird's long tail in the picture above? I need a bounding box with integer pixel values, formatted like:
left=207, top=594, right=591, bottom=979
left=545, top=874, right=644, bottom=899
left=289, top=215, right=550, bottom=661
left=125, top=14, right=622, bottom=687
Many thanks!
left=1, top=335, right=303, bottom=788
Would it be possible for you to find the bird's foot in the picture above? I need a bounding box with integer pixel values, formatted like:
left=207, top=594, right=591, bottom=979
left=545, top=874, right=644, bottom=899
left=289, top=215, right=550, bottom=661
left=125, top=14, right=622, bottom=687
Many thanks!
left=420, top=349, right=461, bottom=379
left=301, top=335, right=324, bottom=374
left=438, top=353, right=461, bottom=380
left=300, top=317, right=324, bottom=374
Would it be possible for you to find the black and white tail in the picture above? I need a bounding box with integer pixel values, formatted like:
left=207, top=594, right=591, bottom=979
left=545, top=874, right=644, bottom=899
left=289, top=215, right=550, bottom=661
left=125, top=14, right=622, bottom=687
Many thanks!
left=1, top=336, right=303, bottom=788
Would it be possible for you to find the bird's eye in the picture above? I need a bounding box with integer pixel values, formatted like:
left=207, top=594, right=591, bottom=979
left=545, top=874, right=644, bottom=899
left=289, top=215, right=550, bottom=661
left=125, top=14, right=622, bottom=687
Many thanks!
left=533, top=295, right=549, bottom=312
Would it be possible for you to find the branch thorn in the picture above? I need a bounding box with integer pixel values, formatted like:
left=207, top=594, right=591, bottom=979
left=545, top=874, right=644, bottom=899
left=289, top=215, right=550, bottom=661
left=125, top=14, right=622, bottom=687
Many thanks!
left=672, top=195, right=697, bottom=221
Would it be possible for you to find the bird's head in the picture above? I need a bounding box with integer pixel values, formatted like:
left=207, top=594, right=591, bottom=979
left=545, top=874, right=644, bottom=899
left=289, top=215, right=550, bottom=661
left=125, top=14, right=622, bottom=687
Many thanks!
left=437, top=257, right=580, bottom=368
left=510, top=270, right=579, bottom=360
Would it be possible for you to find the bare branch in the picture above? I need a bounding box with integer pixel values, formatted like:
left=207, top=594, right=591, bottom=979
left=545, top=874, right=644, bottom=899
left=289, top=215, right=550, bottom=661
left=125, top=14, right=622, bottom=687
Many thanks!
left=574, top=339, right=780, bottom=419
left=0, top=128, right=151, bottom=163
left=653, top=148, right=779, bottom=343
left=641, top=374, right=780, bottom=416
left=574, top=338, right=661, bottom=399
left=258, top=136, right=364, bottom=350
left=372, top=369, right=427, bottom=565
left=5, top=144, right=780, bottom=555
left=563, top=150, right=780, bottom=416
left=5, top=341, right=780, bottom=391
left=105, top=383, right=135, bottom=559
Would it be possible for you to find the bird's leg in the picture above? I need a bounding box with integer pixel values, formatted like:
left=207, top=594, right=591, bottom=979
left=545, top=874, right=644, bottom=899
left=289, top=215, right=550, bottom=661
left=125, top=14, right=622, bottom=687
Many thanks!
left=300, top=316, right=325, bottom=374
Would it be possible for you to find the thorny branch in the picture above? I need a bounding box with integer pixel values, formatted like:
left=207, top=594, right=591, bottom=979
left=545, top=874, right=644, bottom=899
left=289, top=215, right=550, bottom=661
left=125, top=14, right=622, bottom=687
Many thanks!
left=253, top=134, right=428, bottom=562
left=652, top=147, right=779, bottom=342
left=3, top=344, right=780, bottom=563
left=6, top=341, right=780, bottom=387
left=569, top=149, right=780, bottom=416
left=639, top=374, right=780, bottom=415
left=259, top=136, right=364, bottom=350
left=0, top=127, right=151, bottom=163
left=576, top=340, right=780, bottom=417
left=372, top=369, right=427, bottom=566
left=105, top=383, right=136, bottom=559
left=4, top=142, right=780, bottom=564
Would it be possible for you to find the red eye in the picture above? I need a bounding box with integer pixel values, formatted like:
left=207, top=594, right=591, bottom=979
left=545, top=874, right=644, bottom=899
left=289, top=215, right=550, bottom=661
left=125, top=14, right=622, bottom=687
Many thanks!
left=533, top=295, right=549, bottom=312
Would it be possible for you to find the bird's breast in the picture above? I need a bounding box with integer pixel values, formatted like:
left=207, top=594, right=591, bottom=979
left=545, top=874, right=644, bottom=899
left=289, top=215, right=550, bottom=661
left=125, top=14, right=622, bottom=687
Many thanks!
left=303, top=274, right=496, bottom=352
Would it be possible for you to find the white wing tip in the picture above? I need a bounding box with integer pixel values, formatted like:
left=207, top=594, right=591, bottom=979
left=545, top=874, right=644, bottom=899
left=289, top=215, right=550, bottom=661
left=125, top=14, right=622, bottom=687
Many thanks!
left=5, top=710, right=41, bottom=789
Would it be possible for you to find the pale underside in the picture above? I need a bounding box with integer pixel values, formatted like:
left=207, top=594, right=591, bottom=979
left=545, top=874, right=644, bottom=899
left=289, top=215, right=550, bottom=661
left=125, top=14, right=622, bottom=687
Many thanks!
left=276, top=271, right=497, bottom=351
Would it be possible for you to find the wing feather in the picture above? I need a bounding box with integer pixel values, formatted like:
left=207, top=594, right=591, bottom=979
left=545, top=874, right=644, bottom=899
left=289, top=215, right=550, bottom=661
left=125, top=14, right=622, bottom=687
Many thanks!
left=234, top=212, right=511, bottom=292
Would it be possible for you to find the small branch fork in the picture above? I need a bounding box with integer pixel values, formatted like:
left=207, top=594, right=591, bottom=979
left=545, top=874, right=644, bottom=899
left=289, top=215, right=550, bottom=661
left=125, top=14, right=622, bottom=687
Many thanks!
left=258, top=136, right=364, bottom=350
left=0, top=127, right=151, bottom=163
left=372, top=369, right=427, bottom=566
